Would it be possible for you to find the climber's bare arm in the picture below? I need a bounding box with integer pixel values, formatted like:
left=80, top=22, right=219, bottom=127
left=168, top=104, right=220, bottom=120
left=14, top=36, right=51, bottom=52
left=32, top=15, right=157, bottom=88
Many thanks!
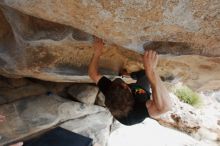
left=88, top=38, right=104, bottom=84
left=144, top=50, right=172, bottom=118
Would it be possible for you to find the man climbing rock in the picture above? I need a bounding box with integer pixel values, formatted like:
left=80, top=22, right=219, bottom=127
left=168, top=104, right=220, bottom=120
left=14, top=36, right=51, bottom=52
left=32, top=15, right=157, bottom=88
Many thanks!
left=88, top=38, right=172, bottom=125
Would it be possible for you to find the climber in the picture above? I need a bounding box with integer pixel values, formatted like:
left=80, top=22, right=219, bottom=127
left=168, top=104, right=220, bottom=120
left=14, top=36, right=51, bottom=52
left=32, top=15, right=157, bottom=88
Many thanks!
left=88, top=38, right=172, bottom=125
left=0, top=115, right=23, bottom=146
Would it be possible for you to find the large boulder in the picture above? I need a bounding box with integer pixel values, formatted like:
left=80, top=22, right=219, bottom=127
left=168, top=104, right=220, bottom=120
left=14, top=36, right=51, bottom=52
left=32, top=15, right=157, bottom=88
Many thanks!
left=0, top=75, right=73, bottom=105
left=158, top=55, right=220, bottom=90
left=60, top=111, right=113, bottom=146
left=0, top=95, right=106, bottom=145
left=0, top=83, right=47, bottom=104
left=0, top=5, right=123, bottom=82
left=68, top=84, right=99, bottom=104
left=156, top=93, right=220, bottom=146
left=0, top=0, right=219, bottom=55
left=0, top=1, right=218, bottom=91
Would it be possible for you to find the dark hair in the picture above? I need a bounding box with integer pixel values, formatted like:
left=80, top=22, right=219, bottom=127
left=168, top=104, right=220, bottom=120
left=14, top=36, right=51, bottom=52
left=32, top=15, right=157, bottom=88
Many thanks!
left=105, top=82, right=134, bottom=118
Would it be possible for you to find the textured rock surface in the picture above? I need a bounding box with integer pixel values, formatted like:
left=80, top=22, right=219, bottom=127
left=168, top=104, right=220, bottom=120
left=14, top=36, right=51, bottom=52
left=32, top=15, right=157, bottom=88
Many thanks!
left=61, top=111, right=113, bottom=146
left=0, top=83, right=47, bottom=105
left=0, top=75, right=72, bottom=105
left=0, top=5, right=125, bottom=82
left=68, top=84, right=99, bottom=104
left=0, top=1, right=219, bottom=89
left=0, top=95, right=106, bottom=145
left=1, top=0, right=219, bottom=55
left=0, top=77, right=112, bottom=146
left=156, top=93, right=220, bottom=145
left=0, top=76, right=219, bottom=146
left=158, top=55, right=220, bottom=90
left=95, top=92, right=106, bottom=107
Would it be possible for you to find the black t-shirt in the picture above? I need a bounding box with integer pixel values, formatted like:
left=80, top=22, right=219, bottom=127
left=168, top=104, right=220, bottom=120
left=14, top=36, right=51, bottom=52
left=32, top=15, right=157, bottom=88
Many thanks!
left=97, top=76, right=151, bottom=125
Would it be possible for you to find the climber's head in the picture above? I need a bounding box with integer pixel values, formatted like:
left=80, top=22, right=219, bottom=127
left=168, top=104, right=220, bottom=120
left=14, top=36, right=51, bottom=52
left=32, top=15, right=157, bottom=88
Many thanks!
left=105, top=78, right=134, bottom=118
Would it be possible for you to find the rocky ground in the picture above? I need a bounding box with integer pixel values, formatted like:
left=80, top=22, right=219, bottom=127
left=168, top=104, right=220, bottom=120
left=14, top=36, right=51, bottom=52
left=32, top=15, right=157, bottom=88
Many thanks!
left=0, top=76, right=219, bottom=146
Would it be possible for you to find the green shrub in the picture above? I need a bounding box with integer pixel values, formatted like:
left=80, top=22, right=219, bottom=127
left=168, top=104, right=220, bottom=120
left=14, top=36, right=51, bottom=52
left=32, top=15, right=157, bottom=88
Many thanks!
left=174, top=85, right=202, bottom=107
